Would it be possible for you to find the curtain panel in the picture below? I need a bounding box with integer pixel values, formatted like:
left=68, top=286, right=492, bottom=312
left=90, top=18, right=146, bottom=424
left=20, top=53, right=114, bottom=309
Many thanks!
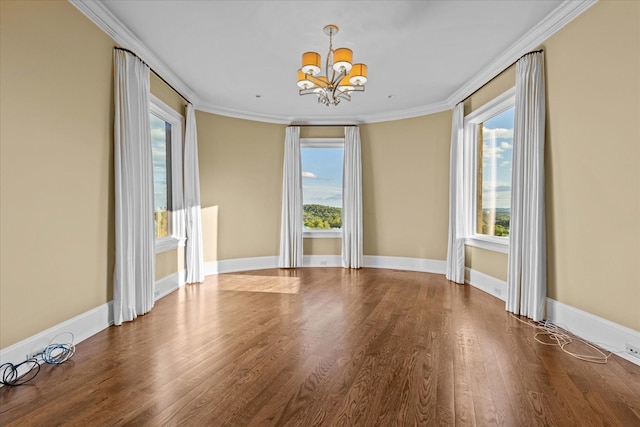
left=184, top=103, right=205, bottom=283
left=279, top=126, right=303, bottom=268
left=506, top=51, right=547, bottom=321
left=112, top=49, right=155, bottom=326
left=446, top=103, right=466, bottom=283
left=342, top=126, right=363, bottom=269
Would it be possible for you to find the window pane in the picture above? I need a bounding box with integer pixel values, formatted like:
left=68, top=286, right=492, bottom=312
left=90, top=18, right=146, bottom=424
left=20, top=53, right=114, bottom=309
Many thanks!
left=301, top=147, right=343, bottom=230
left=478, top=107, right=514, bottom=237
left=150, top=113, right=172, bottom=238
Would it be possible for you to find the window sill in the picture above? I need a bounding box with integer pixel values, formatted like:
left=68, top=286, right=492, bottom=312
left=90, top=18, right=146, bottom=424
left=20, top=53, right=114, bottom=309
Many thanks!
left=465, top=235, right=509, bottom=254
left=155, top=236, right=183, bottom=254
left=303, top=230, right=342, bottom=239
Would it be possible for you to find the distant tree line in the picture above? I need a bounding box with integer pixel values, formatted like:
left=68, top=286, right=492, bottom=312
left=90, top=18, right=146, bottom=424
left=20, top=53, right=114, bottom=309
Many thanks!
left=154, top=209, right=169, bottom=238
left=304, top=204, right=342, bottom=229
left=481, top=210, right=510, bottom=237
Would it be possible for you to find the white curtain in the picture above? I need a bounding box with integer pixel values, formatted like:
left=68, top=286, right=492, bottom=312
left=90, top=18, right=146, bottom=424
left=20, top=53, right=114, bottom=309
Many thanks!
left=113, top=49, right=155, bottom=326
left=279, top=126, right=303, bottom=268
left=506, top=51, right=547, bottom=321
left=184, top=103, right=204, bottom=283
left=446, top=103, right=466, bottom=284
left=342, top=126, right=363, bottom=269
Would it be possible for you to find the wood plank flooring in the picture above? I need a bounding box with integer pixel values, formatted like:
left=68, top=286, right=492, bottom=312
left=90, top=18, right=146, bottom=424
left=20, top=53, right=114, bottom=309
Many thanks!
left=1, top=268, right=639, bottom=426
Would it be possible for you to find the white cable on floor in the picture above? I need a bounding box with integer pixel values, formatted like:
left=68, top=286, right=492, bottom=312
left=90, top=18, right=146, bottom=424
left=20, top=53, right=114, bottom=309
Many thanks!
left=510, top=313, right=611, bottom=364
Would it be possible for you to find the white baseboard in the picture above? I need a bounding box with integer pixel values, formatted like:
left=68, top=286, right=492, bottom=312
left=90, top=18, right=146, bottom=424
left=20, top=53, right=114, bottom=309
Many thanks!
left=465, top=268, right=507, bottom=301
left=364, top=255, right=446, bottom=274
left=464, top=268, right=640, bottom=366
left=1, top=270, right=186, bottom=370
left=303, top=255, right=342, bottom=267
left=546, top=298, right=640, bottom=366
left=154, top=269, right=185, bottom=301
left=216, top=256, right=279, bottom=273
left=0, top=301, right=113, bottom=367
left=204, top=255, right=446, bottom=275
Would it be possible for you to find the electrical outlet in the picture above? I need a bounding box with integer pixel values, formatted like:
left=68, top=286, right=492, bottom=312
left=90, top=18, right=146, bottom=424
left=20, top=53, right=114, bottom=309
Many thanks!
left=625, top=343, right=640, bottom=359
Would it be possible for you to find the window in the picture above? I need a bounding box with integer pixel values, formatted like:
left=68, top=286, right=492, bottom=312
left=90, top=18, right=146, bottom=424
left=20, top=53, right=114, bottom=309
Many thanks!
left=149, top=95, right=184, bottom=252
left=464, top=88, right=515, bottom=253
left=300, top=138, right=344, bottom=238
left=150, top=113, right=172, bottom=238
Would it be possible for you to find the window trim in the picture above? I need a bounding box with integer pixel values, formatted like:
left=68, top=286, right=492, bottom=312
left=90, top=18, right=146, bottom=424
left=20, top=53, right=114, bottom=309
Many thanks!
left=150, top=94, right=185, bottom=254
left=463, top=87, right=515, bottom=254
left=301, top=137, right=344, bottom=239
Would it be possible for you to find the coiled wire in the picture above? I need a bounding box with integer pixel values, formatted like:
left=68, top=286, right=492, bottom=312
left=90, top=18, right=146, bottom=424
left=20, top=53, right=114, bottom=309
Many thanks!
left=0, top=332, right=75, bottom=386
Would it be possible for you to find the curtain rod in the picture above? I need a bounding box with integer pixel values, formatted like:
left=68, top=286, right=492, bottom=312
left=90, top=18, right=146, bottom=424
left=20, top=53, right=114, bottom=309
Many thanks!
left=459, top=49, right=544, bottom=106
left=288, top=124, right=358, bottom=127
left=114, top=47, right=191, bottom=105
left=518, top=49, right=544, bottom=62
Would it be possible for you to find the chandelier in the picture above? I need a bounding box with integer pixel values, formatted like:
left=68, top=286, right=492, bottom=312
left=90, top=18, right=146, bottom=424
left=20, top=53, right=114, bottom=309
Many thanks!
left=297, top=24, right=368, bottom=106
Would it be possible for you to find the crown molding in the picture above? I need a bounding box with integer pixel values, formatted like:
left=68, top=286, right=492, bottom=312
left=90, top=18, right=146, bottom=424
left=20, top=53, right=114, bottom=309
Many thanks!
left=446, top=0, right=597, bottom=106
left=69, top=0, right=200, bottom=106
left=196, top=102, right=293, bottom=124
left=358, top=100, right=452, bottom=124
left=70, top=0, right=595, bottom=125
left=197, top=100, right=452, bottom=125
left=197, top=102, right=366, bottom=125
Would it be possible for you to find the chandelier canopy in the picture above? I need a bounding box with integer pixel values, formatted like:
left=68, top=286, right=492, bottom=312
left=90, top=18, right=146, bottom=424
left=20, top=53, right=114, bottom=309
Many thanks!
left=297, top=24, right=368, bottom=106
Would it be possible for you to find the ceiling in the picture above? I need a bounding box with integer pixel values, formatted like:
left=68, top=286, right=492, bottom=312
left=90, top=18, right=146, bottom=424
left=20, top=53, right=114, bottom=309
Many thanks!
left=77, top=1, right=588, bottom=124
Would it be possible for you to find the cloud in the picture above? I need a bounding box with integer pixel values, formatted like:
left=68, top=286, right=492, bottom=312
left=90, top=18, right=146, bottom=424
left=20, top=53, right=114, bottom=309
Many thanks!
left=500, top=141, right=513, bottom=150
left=151, top=127, right=166, bottom=141
left=302, top=171, right=317, bottom=179
left=483, top=127, right=513, bottom=140
left=483, top=146, right=504, bottom=159
left=500, top=161, right=511, bottom=167
left=322, top=193, right=342, bottom=201
left=483, top=181, right=511, bottom=192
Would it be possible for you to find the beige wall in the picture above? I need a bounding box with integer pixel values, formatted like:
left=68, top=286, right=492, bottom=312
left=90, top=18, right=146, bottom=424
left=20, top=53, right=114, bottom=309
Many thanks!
left=541, top=0, right=639, bottom=330
left=464, top=65, right=516, bottom=116
left=155, top=249, right=179, bottom=280
left=0, top=1, right=114, bottom=348
left=360, top=114, right=452, bottom=259
left=460, top=1, right=639, bottom=330
left=196, top=114, right=453, bottom=262
left=303, top=238, right=341, bottom=255
left=197, top=113, right=285, bottom=261
left=465, top=247, right=507, bottom=282
left=150, top=73, right=185, bottom=115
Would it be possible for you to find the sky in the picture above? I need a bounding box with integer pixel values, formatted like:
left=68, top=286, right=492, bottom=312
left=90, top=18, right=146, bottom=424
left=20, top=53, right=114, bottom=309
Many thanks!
left=481, top=106, right=514, bottom=210
left=301, top=147, right=344, bottom=208
left=150, top=114, right=169, bottom=211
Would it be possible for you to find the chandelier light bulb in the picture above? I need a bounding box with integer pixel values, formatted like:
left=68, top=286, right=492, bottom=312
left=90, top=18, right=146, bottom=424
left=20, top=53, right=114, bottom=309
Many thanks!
left=297, top=69, right=314, bottom=90
left=333, top=48, right=353, bottom=73
left=301, top=52, right=321, bottom=76
left=349, top=64, right=368, bottom=86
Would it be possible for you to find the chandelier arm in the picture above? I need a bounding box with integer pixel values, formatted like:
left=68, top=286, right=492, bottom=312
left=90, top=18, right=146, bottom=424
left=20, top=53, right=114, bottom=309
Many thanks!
left=305, top=73, right=329, bottom=87
left=332, top=69, right=347, bottom=96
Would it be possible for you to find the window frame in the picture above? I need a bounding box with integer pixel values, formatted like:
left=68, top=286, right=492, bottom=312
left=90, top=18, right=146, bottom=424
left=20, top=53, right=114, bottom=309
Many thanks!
left=300, top=137, right=344, bottom=239
left=149, top=94, right=185, bottom=253
left=463, top=87, right=515, bottom=254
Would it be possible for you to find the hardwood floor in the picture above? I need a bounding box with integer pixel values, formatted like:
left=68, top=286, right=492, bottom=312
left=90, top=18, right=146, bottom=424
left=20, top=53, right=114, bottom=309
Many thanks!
left=1, top=268, right=639, bottom=426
